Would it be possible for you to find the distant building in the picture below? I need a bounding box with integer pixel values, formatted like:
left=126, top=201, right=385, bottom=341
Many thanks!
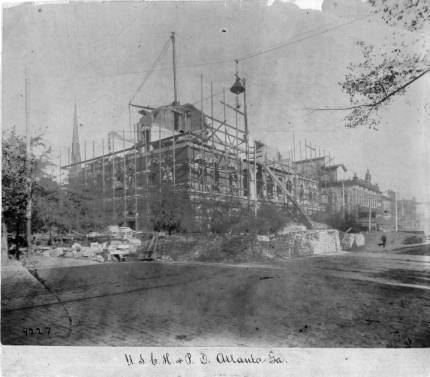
left=293, top=157, right=347, bottom=214
left=293, top=157, right=346, bottom=184
left=324, top=170, right=382, bottom=230
left=375, top=191, right=396, bottom=231
left=376, top=191, right=421, bottom=232
left=397, top=197, right=419, bottom=231
left=257, top=149, right=321, bottom=216
left=416, top=202, right=430, bottom=234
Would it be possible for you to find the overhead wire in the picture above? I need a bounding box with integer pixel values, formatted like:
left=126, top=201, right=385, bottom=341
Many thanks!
left=237, top=13, right=371, bottom=62
left=129, top=12, right=376, bottom=128
left=62, top=14, right=372, bottom=91
left=173, top=14, right=371, bottom=68
left=173, top=13, right=373, bottom=105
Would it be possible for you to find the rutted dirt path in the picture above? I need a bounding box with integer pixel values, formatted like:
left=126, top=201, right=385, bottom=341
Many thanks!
left=2, top=248, right=430, bottom=347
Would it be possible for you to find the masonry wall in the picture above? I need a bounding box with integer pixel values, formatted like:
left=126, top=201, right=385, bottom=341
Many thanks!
left=256, top=229, right=342, bottom=258
left=68, top=134, right=322, bottom=230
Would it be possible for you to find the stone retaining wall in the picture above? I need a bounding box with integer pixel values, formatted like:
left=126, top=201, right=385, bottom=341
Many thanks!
left=256, top=229, right=341, bottom=259
left=156, top=230, right=342, bottom=262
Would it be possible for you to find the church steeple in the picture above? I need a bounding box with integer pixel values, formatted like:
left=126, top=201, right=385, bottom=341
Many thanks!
left=71, top=100, right=81, bottom=165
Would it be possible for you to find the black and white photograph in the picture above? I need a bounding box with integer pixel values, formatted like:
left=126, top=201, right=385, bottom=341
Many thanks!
left=1, top=0, right=430, bottom=374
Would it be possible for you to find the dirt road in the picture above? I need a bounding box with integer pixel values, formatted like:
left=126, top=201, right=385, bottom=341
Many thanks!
left=2, top=246, right=430, bottom=347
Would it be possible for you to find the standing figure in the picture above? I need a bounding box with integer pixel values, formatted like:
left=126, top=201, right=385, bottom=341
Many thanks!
left=381, top=234, right=387, bottom=248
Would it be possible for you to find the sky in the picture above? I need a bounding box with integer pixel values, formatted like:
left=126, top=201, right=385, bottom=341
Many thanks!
left=269, top=0, right=324, bottom=10
left=2, top=0, right=430, bottom=201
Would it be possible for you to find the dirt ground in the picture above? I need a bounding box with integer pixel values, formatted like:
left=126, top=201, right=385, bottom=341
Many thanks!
left=2, top=246, right=430, bottom=347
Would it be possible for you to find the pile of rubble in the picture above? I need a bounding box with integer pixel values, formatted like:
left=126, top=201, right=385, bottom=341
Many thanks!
left=34, top=242, right=109, bottom=263
left=256, top=228, right=342, bottom=258
left=33, top=237, right=143, bottom=263
left=25, top=226, right=164, bottom=263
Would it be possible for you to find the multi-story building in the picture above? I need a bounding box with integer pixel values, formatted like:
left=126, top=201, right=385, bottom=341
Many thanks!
left=293, top=157, right=347, bottom=214
left=375, top=191, right=396, bottom=231
left=416, top=202, right=430, bottom=234
left=376, top=191, right=421, bottom=231
left=397, top=197, right=419, bottom=231
left=258, top=150, right=321, bottom=216
left=323, top=170, right=382, bottom=230
left=64, top=99, right=319, bottom=230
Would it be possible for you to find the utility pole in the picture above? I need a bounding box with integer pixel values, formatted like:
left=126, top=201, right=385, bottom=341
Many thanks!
left=123, top=129, right=127, bottom=225
left=102, top=139, right=105, bottom=211
left=211, top=80, right=214, bottom=149
left=292, top=125, right=296, bottom=161
left=243, top=78, right=250, bottom=208
left=254, top=140, right=257, bottom=216
left=395, top=191, right=398, bottom=232
left=112, top=135, right=116, bottom=221
left=368, top=195, right=372, bottom=232
left=134, top=123, right=138, bottom=230
left=25, top=70, right=32, bottom=254
left=171, top=32, right=178, bottom=105
left=201, top=73, right=204, bottom=129
left=342, top=181, right=345, bottom=219
left=200, top=73, right=205, bottom=191
left=59, top=150, right=62, bottom=186
left=223, top=88, right=227, bottom=148
left=210, top=81, right=214, bottom=195
left=171, top=31, right=179, bottom=134
left=304, top=138, right=307, bottom=159
left=84, top=140, right=88, bottom=186
left=92, top=140, right=95, bottom=186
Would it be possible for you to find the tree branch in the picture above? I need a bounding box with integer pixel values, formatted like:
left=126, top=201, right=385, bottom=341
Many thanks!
left=307, top=69, right=429, bottom=112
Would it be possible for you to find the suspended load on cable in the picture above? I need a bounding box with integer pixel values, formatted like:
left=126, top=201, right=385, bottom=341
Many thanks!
left=230, top=76, right=245, bottom=95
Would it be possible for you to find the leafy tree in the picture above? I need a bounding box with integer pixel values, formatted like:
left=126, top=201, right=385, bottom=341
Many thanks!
left=198, top=198, right=289, bottom=235
left=149, top=184, right=195, bottom=234
left=337, top=1, right=429, bottom=128
left=2, top=129, right=113, bottom=252
left=2, top=129, right=28, bottom=247
left=60, top=176, right=123, bottom=233
left=198, top=197, right=238, bottom=234
left=254, top=202, right=288, bottom=234
left=2, top=128, right=51, bottom=251
left=31, top=176, right=65, bottom=237
left=368, top=0, right=429, bottom=31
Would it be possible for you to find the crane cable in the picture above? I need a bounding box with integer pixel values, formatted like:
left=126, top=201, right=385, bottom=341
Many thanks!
left=129, top=38, right=171, bottom=105
left=129, top=15, right=369, bottom=108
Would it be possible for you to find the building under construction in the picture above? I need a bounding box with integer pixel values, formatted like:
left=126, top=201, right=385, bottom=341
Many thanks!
left=62, top=33, right=320, bottom=231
